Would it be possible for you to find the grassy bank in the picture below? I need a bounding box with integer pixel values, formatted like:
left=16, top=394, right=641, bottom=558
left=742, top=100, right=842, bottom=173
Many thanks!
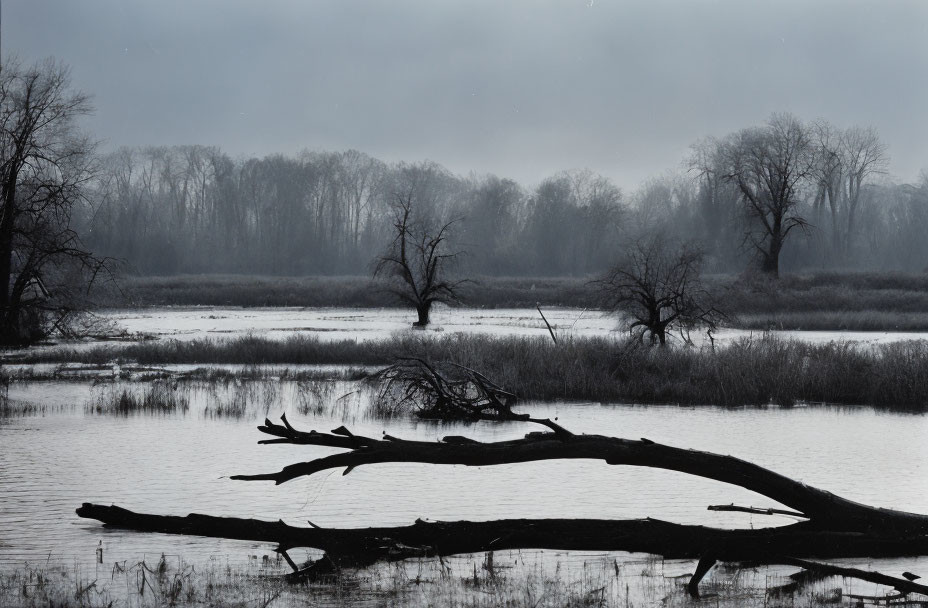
left=15, top=334, right=928, bottom=411
left=114, top=274, right=595, bottom=308
left=734, top=310, right=928, bottom=331
left=108, top=271, right=928, bottom=331
left=711, top=271, right=928, bottom=314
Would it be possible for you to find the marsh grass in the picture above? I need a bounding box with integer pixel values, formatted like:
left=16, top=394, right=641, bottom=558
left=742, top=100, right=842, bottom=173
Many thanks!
left=87, top=380, right=190, bottom=415
left=117, top=274, right=596, bottom=309
left=201, top=378, right=279, bottom=418
left=735, top=310, right=928, bottom=331
left=82, top=377, right=374, bottom=420
left=0, top=359, right=373, bottom=383
left=706, top=271, right=928, bottom=330
left=114, top=272, right=928, bottom=330
left=0, top=551, right=905, bottom=608
left=0, top=399, right=51, bottom=417
left=32, top=333, right=928, bottom=412
left=0, top=555, right=296, bottom=608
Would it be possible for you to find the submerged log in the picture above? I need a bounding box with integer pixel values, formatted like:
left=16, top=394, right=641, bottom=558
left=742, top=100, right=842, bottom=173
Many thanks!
left=77, top=415, right=928, bottom=595
left=74, top=504, right=928, bottom=567
left=231, top=416, right=928, bottom=535
left=75, top=503, right=928, bottom=594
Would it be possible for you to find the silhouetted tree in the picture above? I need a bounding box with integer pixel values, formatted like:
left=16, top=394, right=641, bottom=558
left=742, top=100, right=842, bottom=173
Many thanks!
left=0, top=58, right=110, bottom=344
left=716, top=113, right=815, bottom=277
left=373, top=195, right=465, bottom=327
left=596, top=236, right=722, bottom=346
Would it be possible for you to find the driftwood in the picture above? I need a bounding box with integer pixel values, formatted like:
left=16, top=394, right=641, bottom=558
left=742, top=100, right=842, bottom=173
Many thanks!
left=76, top=503, right=928, bottom=591
left=374, top=358, right=522, bottom=421
left=77, top=415, right=928, bottom=596
left=231, top=415, right=928, bottom=535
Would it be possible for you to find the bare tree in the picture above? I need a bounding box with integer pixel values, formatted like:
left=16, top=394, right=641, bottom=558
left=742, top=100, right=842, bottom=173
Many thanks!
left=841, top=126, right=888, bottom=258
left=810, top=120, right=845, bottom=259
left=596, top=236, right=723, bottom=346
left=811, top=122, right=888, bottom=264
left=373, top=195, right=465, bottom=327
left=688, top=139, right=744, bottom=271
left=0, top=58, right=111, bottom=344
left=718, top=113, right=816, bottom=277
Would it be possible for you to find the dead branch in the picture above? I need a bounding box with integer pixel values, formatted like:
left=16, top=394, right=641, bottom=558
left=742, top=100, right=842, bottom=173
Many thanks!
left=373, top=358, right=524, bottom=421
left=781, top=557, right=928, bottom=597
left=231, top=416, right=928, bottom=537
left=75, top=414, right=928, bottom=597
left=708, top=504, right=809, bottom=518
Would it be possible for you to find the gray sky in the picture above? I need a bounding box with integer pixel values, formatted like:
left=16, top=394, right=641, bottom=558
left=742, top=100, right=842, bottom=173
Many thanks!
left=5, top=0, right=927, bottom=189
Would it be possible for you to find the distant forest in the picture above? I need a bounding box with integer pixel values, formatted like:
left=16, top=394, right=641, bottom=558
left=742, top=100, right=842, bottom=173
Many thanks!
left=81, top=116, right=928, bottom=277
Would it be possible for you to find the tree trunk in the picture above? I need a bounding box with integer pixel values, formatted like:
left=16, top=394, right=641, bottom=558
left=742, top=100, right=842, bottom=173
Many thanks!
left=655, top=326, right=667, bottom=346
left=74, top=503, right=928, bottom=569
left=762, top=236, right=781, bottom=277
left=414, top=301, right=431, bottom=327
left=0, top=190, right=17, bottom=343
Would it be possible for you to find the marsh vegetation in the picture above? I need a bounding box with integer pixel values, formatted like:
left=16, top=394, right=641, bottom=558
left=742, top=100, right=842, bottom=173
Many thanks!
left=8, top=332, right=928, bottom=411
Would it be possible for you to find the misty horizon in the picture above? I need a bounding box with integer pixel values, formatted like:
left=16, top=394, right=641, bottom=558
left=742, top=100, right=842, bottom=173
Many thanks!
left=4, top=0, right=927, bottom=191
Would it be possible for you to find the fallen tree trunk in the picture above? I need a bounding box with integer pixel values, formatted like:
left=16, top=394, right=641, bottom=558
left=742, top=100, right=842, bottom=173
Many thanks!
left=75, top=503, right=928, bottom=595
left=230, top=415, right=928, bottom=535
left=74, top=504, right=928, bottom=574
left=77, top=415, right=928, bottom=596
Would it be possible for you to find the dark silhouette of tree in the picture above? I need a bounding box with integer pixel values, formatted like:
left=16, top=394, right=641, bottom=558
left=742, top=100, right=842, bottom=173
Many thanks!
left=596, top=236, right=723, bottom=346
left=0, top=58, right=110, bottom=344
left=717, top=113, right=815, bottom=277
left=373, top=195, right=465, bottom=327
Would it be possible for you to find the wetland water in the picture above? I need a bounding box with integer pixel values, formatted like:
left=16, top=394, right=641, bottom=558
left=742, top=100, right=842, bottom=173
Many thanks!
left=1, top=388, right=927, bottom=577
left=90, top=305, right=928, bottom=346
left=2, top=307, right=928, bottom=601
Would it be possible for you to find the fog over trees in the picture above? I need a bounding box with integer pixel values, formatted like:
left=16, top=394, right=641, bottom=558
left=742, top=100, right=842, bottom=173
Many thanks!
left=79, top=114, right=926, bottom=278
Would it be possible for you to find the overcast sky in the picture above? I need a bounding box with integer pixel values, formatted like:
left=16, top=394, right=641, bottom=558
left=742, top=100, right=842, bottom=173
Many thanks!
left=5, top=0, right=927, bottom=189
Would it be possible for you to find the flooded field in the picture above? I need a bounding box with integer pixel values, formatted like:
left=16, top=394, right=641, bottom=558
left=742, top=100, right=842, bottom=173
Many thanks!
left=87, top=306, right=928, bottom=346
left=2, top=379, right=928, bottom=605
left=3, top=308, right=928, bottom=605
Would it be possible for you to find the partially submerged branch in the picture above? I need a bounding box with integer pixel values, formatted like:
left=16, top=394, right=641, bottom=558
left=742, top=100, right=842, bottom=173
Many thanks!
left=78, top=413, right=928, bottom=597
left=74, top=504, right=928, bottom=568
left=708, top=504, right=809, bottom=519
left=780, top=557, right=928, bottom=597
left=232, top=416, right=928, bottom=536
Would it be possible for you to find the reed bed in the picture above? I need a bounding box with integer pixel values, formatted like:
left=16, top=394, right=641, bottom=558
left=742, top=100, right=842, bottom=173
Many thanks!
left=0, top=551, right=890, bottom=608
left=26, top=333, right=928, bottom=412
left=102, top=271, right=928, bottom=331
left=81, top=377, right=376, bottom=420
left=735, top=311, right=928, bottom=331
left=120, top=271, right=928, bottom=309
left=86, top=380, right=190, bottom=415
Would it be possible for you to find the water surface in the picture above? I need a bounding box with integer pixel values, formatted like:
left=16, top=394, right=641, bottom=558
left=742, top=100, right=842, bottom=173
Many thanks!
left=2, top=386, right=926, bottom=580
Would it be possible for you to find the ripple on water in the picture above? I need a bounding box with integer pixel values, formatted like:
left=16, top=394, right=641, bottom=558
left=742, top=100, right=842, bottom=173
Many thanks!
left=1, top=386, right=927, bottom=576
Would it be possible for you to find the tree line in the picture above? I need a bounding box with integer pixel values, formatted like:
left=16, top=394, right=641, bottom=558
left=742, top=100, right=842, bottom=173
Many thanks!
left=81, top=116, right=927, bottom=278
left=4, top=56, right=928, bottom=342
left=81, top=150, right=625, bottom=277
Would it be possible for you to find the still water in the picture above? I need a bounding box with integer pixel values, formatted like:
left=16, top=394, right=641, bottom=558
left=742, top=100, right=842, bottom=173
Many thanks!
left=87, top=306, right=928, bottom=345
left=1, top=382, right=927, bottom=577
